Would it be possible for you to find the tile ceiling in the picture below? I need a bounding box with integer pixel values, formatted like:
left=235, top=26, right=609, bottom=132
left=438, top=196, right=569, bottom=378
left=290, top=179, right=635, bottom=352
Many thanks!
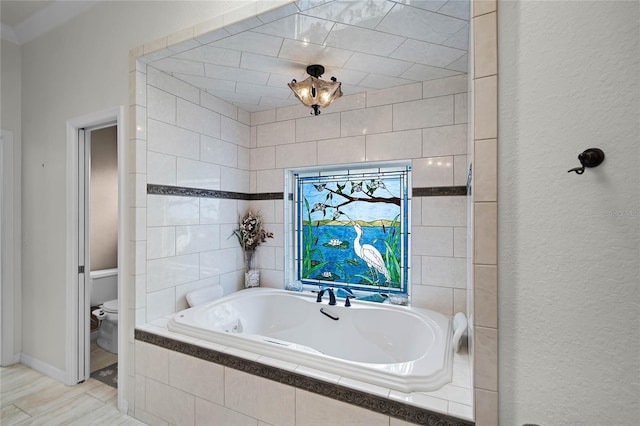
left=145, top=0, right=470, bottom=113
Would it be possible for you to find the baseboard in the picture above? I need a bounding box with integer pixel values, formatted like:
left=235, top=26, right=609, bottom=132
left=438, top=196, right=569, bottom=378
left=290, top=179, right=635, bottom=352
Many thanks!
left=0, top=353, right=21, bottom=367
left=20, top=353, right=66, bottom=384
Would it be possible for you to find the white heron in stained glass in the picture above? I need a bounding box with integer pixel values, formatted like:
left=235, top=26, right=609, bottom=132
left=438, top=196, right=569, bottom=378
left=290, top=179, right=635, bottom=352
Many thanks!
left=353, top=223, right=391, bottom=283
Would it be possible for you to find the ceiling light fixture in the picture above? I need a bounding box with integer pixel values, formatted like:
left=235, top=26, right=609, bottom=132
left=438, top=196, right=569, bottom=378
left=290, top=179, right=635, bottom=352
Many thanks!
left=288, top=64, right=343, bottom=116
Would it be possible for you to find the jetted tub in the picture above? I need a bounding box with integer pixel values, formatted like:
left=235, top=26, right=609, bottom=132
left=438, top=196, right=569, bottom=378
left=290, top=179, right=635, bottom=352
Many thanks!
left=168, top=287, right=454, bottom=392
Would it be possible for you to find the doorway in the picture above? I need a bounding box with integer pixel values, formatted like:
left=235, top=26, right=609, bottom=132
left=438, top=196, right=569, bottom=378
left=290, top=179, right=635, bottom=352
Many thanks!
left=65, top=107, right=125, bottom=409
left=84, top=125, right=119, bottom=380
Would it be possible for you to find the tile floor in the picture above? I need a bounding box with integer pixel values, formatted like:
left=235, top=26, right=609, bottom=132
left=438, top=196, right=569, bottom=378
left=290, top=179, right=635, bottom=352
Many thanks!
left=0, top=363, right=144, bottom=425
left=91, top=341, right=118, bottom=373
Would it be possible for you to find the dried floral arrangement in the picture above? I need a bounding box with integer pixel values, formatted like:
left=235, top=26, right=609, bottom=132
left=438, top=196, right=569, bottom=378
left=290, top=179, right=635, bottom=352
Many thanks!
left=232, top=210, right=273, bottom=252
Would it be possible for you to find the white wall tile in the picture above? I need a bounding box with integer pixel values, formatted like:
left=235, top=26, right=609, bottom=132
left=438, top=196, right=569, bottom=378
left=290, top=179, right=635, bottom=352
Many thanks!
left=147, top=86, right=176, bottom=124
left=422, top=74, right=468, bottom=98
left=135, top=341, right=169, bottom=383
left=225, top=368, right=295, bottom=426
left=148, top=66, right=200, bottom=104
left=454, top=154, right=469, bottom=186
left=147, top=254, right=200, bottom=292
left=146, top=378, right=195, bottom=426
left=422, top=124, right=467, bottom=157
left=147, top=151, right=177, bottom=186
left=200, top=136, right=237, bottom=167
left=195, top=398, right=257, bottom=426
left=341, top=105, right=392, bottom=137
left=257, top=120, right=295, bottom=146
left=421, top=197, right=467, bottom=226
left=147, top=288, right=176, bottom=322
left=200, top=248, right=239, bottom=278
left=148, top=119, right=200, bottom=160
left=366, top=82, right=422, bottom=107
left=275, top=141, right=317, bottom=168
left=131, top=207, right=147, bottom=241
left=454, top=93, right=468, bottom=124
left=220, top=166, right=250, bottom=192
left=147, top=227, right=176, bottom=259
left=201, top=91, right=237, bottom=120
left=221, top=115, right=250, bottom=147
left=250, top=146, right=276, bottom=170
left=295, top=389, right=389, bottom=426
left=237, top=108, right=251, bottom=126
left=412, top=226, right=453, bottom=256
left=147, top=195, right=200, bottom=226
left=177, top=98, right=221, bottom=139
left=394, top=95, right=454, bottom=131
left=412, top=157, right=454, bottom=187
left=176, top=225, right=220, bottom=255
left=366, top=129, right=422, bottom=161
left=251, top=109, right=276, bottom=126
left=129, top=139, right=146, bottom=174
left=177, top=158, right=221, bottom=190
left=295, top=113, right=341, bottom=142
left=411, top=284, right=453, bottom=315
left=421, top=256, right=467, bottom=288
left=169, top=352, right=225, bottom=404
left=317, top=136, right=365, bottom=165
left=454, top=227, right=467, bottom=258
left=237, top=145, right=250, bottom=170
left=256, top=169, right=284, bottom=193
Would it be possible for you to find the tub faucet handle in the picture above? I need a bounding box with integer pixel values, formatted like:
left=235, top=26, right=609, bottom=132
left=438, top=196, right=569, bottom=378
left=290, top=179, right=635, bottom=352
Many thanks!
left=344, top=295, right=354, bottom=307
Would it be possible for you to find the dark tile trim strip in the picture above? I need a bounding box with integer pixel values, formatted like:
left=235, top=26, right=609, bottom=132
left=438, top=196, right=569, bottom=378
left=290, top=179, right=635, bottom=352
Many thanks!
left=412, top=186, right=467, bottom=197
left=147, top=184, right=283, bottom=200
left=135, top=329, right=474, bottom=426
left=147, top=184, right=466, bottom=200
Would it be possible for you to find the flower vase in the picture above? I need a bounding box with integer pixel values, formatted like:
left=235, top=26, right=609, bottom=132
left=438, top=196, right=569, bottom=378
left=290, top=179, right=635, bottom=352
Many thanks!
left=244, top=250, right=259, bottom=288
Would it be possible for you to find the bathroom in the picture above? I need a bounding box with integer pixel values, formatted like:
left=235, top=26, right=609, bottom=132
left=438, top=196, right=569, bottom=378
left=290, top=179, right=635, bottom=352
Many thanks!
left=2, top=0, right=637, bottom=425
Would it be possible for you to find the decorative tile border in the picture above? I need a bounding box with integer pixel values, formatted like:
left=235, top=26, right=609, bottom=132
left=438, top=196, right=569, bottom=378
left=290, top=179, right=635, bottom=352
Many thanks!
left=135, top=329, right=474, bottom=426
left=147, top=184, right=283, bottom=200
left=413, top=186, right=467, bottom=197
left=147, top=184, right=467, bottom=200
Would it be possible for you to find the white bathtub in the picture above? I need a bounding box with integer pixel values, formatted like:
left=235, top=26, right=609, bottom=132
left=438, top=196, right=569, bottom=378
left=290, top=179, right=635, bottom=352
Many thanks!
left=168, top=288, right=454, bottom=392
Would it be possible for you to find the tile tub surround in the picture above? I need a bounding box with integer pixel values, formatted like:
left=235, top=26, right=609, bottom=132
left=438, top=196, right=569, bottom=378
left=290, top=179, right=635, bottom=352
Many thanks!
left=134, top=326, right=474, bottom=425
left=131, top=28, right=474, bottom=423
left=134, top=66, right=471, bottom=327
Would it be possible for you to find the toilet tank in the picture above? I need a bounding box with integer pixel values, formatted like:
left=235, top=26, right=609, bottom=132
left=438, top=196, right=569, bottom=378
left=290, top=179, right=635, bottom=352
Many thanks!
left=90, top=268, right=118, bottom=306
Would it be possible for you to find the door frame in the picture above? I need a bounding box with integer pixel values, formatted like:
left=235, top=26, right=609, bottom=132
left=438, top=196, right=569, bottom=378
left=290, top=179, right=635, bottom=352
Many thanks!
left=65, top=107, right=125, bottom=411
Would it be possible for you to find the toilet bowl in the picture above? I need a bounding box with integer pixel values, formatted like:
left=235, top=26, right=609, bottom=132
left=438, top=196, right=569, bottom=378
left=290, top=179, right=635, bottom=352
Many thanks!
left=93, top=299, right=118, bottom=354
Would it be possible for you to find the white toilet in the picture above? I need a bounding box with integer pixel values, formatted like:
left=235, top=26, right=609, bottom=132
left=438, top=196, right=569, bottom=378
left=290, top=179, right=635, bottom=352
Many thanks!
left=93, top=299, right=118, bottom=354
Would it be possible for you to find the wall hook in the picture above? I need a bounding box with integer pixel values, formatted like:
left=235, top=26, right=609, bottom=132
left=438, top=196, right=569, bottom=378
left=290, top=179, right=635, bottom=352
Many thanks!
left=568, top=148, right=605, bottom=175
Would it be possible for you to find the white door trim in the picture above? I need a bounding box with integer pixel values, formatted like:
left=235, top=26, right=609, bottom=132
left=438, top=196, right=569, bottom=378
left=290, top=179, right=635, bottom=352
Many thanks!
left=65, top=107, right=126, bottom=412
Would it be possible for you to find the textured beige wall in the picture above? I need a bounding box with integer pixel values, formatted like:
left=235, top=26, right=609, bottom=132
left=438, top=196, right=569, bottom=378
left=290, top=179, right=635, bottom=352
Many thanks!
left=90, top=126, right=118, bottom=271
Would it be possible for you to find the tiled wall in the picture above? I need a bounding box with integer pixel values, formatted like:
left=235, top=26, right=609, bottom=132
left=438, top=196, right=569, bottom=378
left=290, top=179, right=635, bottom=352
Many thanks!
left=134, top=64, right=253, bottom=327
left=134, top=340, right=426, bottom=426
left=471, top=0, right=499, bottom=424
left=135, top=67, right=470, bottom=321
left=249, top=75, right=469, bottom=315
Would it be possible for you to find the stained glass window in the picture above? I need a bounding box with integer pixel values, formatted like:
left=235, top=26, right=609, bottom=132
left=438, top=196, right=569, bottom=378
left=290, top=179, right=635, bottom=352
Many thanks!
left=294, top=166, right=410, bottom=294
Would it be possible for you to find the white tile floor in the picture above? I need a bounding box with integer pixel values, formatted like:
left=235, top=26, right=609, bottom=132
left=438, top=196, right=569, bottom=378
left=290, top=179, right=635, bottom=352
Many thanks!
left=0, top=363, right=145, bottom=425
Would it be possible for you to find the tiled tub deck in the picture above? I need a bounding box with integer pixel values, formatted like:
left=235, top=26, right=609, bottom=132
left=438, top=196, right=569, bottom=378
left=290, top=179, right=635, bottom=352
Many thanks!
left=134, top=319, right=473, bottom=426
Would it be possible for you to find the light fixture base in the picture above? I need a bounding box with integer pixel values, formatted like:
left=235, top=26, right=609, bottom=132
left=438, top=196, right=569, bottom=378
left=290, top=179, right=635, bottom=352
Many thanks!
left=306, top=64, right=325, bottom=78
